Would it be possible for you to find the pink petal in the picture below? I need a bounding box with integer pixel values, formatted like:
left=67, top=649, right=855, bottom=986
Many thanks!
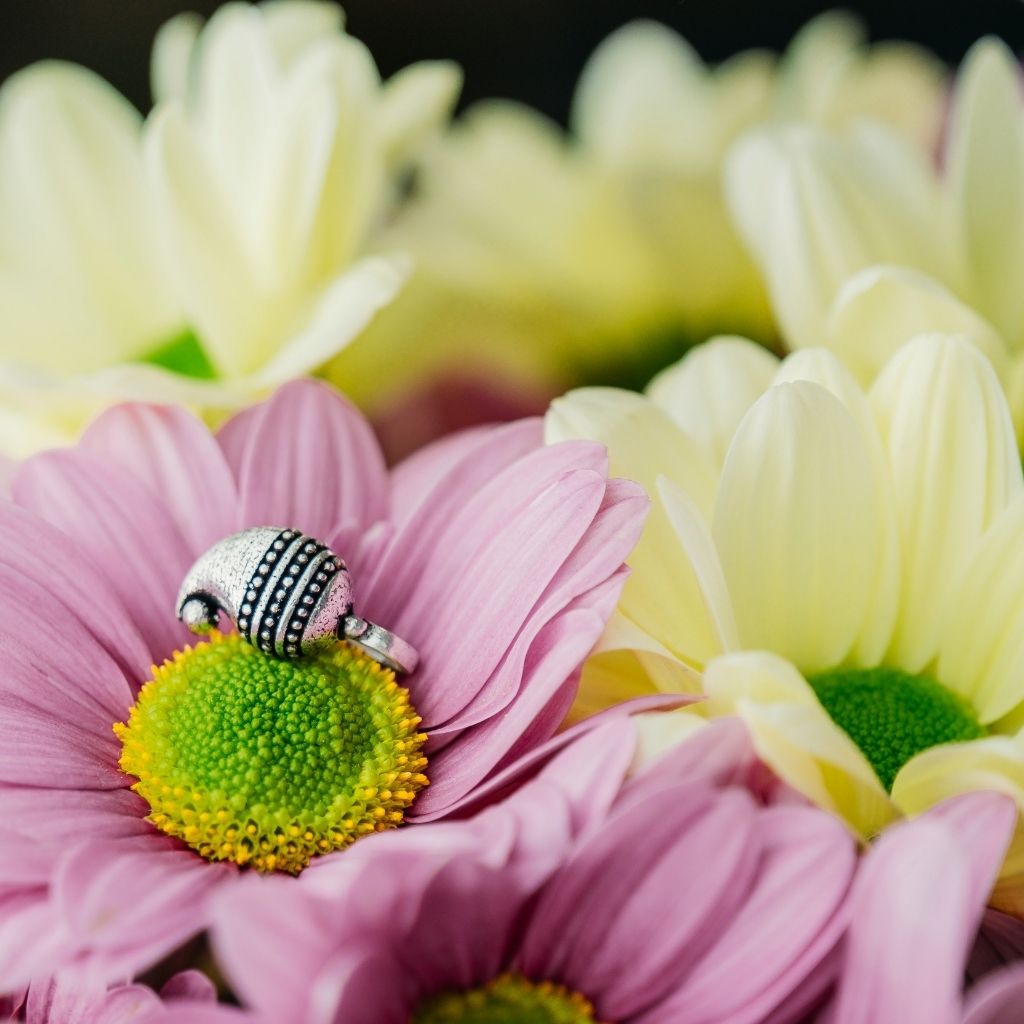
left=212, top=875, right=333, bottom=1022
left=518, top=785, right=760, bottom=1017
left=152, top=1007, right=256, bottom=1024
left=0, top=833, right=60, bottom=889
left=373, top=446, right=612, bottom=727
left=0, top=504, right=151, bottom=688
left=964, top=964, right=1024, bottom=1024
left=435, top=479, right=647, bottom=733
left=53, top=839, right=235, bottom=983
left=0, top=691, right=123, bottom=789
left=622, top=716, right=758, bottom=804
left=395, top=732, right=632, bottom=997
left=158, top=971, right=218, bottom=1004
left=216, top=380, right=388, bottom=538
left=80, top=405, right=240, bottom=552
left=830, top=791, right=1016, bottom=1024
left=527, top=717, right=640, bottom=833
left=388, top=418, right=542, bottom=531
left=0, top=893, right=67, bottom=993
left=412, top=605, right=606, bottom=817
left=0, top=560, right=135, bottom=728
left=25, top=975, right=113, bottom=1024
left=648, top=805, right=855, bottom=1023
left=428, top=693, right=691, bottom=822
left=218, top=764, right=595, bottom=1024
left=0, top=788, right=146, bottom=853
left=0, top=790, right=148, bottom=894
left=213, top=870, right=415, bottom=1024
left=362, top=438, right=607, bottom=638
left=402, top=827, right=562, bottom=998
left=12, top=451, right=195, bottom=663
left=304, top=946, right=409, bottom=1024
left=0, top=991, right=24, bottom=1018
left=0, top=454, right=14, bottom=499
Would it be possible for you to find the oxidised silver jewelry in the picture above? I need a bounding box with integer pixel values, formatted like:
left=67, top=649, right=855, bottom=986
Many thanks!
left=176, top=526, right=419, bottom=675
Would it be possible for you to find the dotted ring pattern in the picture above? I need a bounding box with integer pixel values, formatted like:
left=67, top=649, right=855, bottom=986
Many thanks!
left=237, top=529, right=347, bottom=657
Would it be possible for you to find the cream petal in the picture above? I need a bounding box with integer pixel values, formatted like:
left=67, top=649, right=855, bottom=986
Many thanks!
left=945, top=38, right=1024, bottom=346
left=0, top=362, right=250, bottom=459
left=153, top=0, right=347, bottom=105
left=712, top=381, right=890, bottom=672
left=870, top=334, right=1022, bottom=671
left=570, top=20, right=713, bottom=172
left=573, top=612, right=701, bottom=721
left=782, top=12, right=945, bottom=153
left=892, top=736, right=1024, bottom=816
left=707, top=50, right=776, bottom=152
left=378, top=61, right=462, bottom=171
left=144, top=102, right=263, bottom=376
left=260, top=0, right=347, bottom=66
left=572, top=651, right=664, bottom=724
left=150, top=12, right=203, bottom=103
left=824, top=265, right=1009, bottom=385
left=605, top=482, right=726, bottom=671
left=774, top=346, right=874, bottom=430
left=772, top=347, right=902, bottom=665
left=775, top=11, right=864, bottom=122
left=546, top=388, right=727, bottom=669
left=283, top=36, right=383, bottom=276
left=1006, top=352, right=1024, bottom=447
left=0, top=403, right=76, bottom=459
left=725, top=124, right=939, bottom=350
left=252, top=253, right=410, bottom=386
left=937, top=498, right=1024, bottom=724
left=656, top=476, right=739, bottom=655
left=251, top=50, right=352, bottom=285
left=589, top=476, right=734, bottom=680
left=185, top=4, right=281, bottom=186
left=645, top=336, right=779, bottom=467
left=829, top=43, right=946, bottom=153
left=0, top=63, right=180, bottom=369
left=704, top=651, right=896, bottom=838
left=545, top=387, right=717, bottom=515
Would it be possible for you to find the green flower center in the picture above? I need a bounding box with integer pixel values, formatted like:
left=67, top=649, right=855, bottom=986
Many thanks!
left=114, top=632, right=428, bottom=873
left=414, top=975, right=605, bottom=1024
left=807, top=666, right=985, bottom=792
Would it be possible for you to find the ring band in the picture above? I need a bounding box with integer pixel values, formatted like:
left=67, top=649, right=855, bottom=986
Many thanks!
left=341, top=616, right=420, bottom=675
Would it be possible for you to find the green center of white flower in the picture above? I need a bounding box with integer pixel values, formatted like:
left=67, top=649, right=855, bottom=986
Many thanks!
left=143, top=328, right=216, bottom=379
left=807, top=666, right=985, bottom=792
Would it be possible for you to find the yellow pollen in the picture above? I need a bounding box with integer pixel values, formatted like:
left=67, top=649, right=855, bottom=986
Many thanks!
left=413, top=973, right=606, bottom=1023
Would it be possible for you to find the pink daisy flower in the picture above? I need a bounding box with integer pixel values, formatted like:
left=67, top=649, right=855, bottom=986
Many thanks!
left=0, top=381, right=648, bottom=990
left=823, top=788, right=1024, bottom=1024
left=211, top=716, right=857, bottom=1024
left=2, top=970, right=245, bottom=1024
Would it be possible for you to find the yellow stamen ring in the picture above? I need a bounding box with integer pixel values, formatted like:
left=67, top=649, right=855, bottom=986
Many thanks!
left=114, top=632, right=428, bottom=874
left=414, top=974, right=606, bottom=1023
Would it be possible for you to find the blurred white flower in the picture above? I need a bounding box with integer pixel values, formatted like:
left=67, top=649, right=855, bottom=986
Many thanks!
left=726, top=36, right=1024, bottom=435
left=334, top=12, right=946, bottom=415
left=0, top=63, right=185, bottom=450
left=0, top=1, right=460, bottom=455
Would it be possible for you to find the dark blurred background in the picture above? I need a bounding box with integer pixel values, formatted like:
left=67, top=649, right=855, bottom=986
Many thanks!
left=1, top=0, right=1023, bottom=122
